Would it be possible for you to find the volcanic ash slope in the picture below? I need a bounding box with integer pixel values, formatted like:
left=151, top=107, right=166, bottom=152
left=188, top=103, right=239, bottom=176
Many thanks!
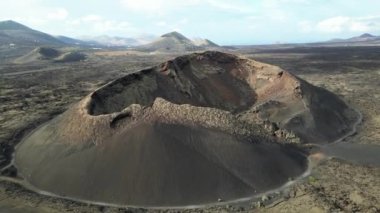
left=14, top=51, right=359, bottom=207
left=14, top=47, right=86, bottom=64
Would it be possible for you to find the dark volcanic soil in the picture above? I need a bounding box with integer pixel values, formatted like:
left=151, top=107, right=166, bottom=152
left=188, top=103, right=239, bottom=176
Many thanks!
left=15, top=121, right=307, bottom=207
left=321, top=142, right=380, bottom=167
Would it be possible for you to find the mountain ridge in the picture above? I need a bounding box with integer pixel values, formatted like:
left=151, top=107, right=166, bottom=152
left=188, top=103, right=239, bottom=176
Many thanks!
left=0, top=20, right=64, bottom=46
left=136, top=31, right=219, bottom=52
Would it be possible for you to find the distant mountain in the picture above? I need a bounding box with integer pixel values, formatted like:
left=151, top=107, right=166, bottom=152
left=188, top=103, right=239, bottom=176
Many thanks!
left=347, top=33, right=379, bottom=42
left=0, top=20, right=64, bottom=46
left=136, top=31, right=199, bottom=52
left=136, top=31, right=219, bottom=52
left=0, top=20, right=220, bottom=50
left=161, top=31, right=191, bottom=41
left=55, top=35, right=91, bottom=46
left=79, top=35, right=137, bottom=47
left=0, top=20, right=30, bottom=30
left=192, top=38, right=219, bottom=48
left=79, top=35, right=156, bottom=47
left=327, top=33, right=380, bottom=44
left=358, top=33, right=375, bottom=38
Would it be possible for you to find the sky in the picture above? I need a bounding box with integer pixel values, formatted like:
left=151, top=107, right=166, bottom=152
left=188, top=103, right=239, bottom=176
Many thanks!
left=1, top=0, right=380, bottom=45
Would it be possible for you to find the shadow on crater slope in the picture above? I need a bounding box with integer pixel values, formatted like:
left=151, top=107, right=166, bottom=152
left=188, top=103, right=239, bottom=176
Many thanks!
left=16, top=121, right=307, bottom=207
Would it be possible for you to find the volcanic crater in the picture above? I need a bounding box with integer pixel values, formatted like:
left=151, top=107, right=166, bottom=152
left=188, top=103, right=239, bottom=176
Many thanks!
left=14, top=51, right=360, bottom=207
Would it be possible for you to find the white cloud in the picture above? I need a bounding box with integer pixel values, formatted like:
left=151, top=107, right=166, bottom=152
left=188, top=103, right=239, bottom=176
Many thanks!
left=261, top=0, right=300, bottom=22
left=119, top=0, right=252, bottom=15
left=299, top=15, right=380, bottom=33
left=349, top=22, right=370, bottom=32
left=120, top=0, right=161, bottom=12
left=178, top=18, right=188, bottom=25
left=120, top=0, right=200, bottom=13
left=263, top=0, right=309, bottom=8
left=298, top=20, right=313, bottom=33
left=82, top=15, right=103, bottom=22
left=317, top=16, right=351, bottom=33
left=47, top=8, right=68, bottom=20
left=66, top=15, right=136, bottom=35
left=0, top=0, right=70, bottom=34
left=154, top=18, right=189, bottom=34
left=0, top=0, right=69, bottom=23
left=156, top=21, right=167, bottom=27
left=205, top=0, right=252, bottom=13
left=93, top=20, right=132, bottom=33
